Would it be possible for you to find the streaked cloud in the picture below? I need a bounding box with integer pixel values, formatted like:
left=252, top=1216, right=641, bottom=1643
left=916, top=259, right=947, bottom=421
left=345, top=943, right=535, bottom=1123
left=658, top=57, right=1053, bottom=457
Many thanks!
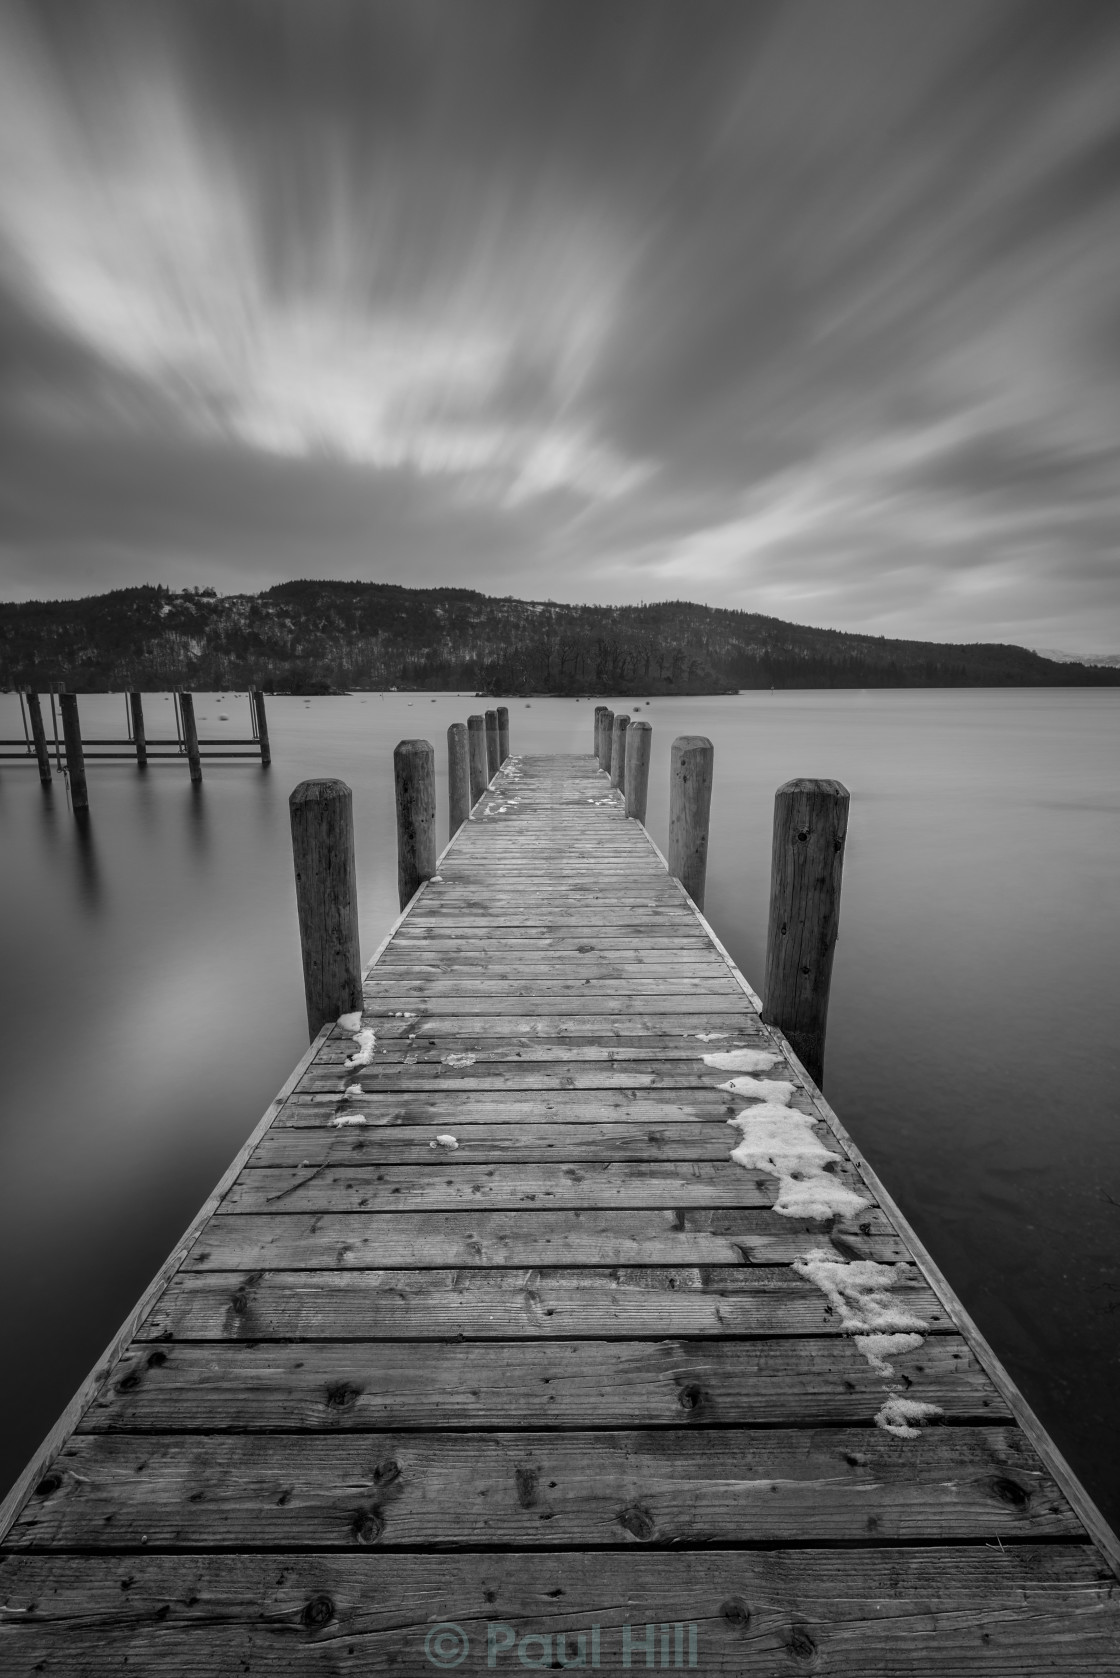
left=1, top=0, right=1119, bottom=652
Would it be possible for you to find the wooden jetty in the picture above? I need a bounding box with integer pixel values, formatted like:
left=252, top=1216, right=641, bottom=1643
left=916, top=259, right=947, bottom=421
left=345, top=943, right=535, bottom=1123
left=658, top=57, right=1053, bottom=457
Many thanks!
left=2, top=744, right=1119, bottom=1673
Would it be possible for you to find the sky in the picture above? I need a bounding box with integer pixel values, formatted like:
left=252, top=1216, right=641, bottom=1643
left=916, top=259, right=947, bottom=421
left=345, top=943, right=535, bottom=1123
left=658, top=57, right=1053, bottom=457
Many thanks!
left=1, top=0, right=1119, bottom=653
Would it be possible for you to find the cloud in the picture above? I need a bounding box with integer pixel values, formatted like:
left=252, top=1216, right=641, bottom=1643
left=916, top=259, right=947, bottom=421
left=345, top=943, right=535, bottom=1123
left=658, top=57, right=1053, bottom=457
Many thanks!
left=0, top=0, right=1119, bottom=652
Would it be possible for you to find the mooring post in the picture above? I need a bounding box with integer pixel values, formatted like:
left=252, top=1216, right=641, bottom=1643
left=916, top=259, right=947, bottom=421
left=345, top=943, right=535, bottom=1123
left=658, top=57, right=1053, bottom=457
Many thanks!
left=467, top=714, right=488, bottom=808
left=251, top=689, right=271, bottom=766
left=598, top=708, right=615, bottom=774
left=447, top=721, right=470, bottom=839
left=59, top=693, right=89, bottom=811
left=610, top=714, right=630, bottom=793
left=594, top=705, right=608, bottom=757
left=128, top=692, right=147, bottom=768
left=394, top=738, right=437, bottom=910
left=497, top=705, right=510, bottom=764
left=485, top=710, right=499, bottom=780
left=25, top=692, right=51, bottom=784
left=761, top=778, right=849, bottom=1090
left=668, top=735, right=714, bottom=911
left=179, top=693, right=203, bottom=783
left=624, top=720, right=652, bottom=823
left=288, top=778, right=363, bottom=1040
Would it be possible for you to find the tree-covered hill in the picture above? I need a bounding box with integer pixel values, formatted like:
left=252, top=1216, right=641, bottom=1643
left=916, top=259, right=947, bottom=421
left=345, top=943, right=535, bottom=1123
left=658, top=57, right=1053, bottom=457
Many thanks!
left=1, top=580, right=1115, bottom=694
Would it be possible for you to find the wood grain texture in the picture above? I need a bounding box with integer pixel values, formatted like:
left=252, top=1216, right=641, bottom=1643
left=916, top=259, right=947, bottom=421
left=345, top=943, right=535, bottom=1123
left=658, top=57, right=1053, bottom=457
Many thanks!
left=288, top=779, right=363, bottom=1039
left=58, top=692, right=89, bottom=808
left=762, top=777, right=849, bottom=1088
left=393, top=739, right=437, bottom=910
left=668, top=735, right=713, bottom=911
left=466, top=713, right=488, bottom=806
left=446, top=722, right=470, bottom=838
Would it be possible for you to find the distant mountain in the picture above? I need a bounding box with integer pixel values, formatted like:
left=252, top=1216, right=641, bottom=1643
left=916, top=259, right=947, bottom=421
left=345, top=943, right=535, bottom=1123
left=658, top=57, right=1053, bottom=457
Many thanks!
left=2, top=581, right=1119, bottom=694
left=1032, top=646, right=1120, bottom=667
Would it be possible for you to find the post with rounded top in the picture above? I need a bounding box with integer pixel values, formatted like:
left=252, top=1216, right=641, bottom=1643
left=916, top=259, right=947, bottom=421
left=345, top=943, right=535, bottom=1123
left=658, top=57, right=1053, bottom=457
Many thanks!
left=485, top=710, right=499, bottom=780
left=496, top=705, right=510, bottom=764
left=128, top=692, right=147, bottom=768
left=668, top=735, right=714, bottom=911
left=447, top=722, right=470, bottom=839
left=179, top=692, right=202, bottom=783
left=251, top=689, right=271, bottom=767
left=25, top=692, right=51, bottom=783
left=624, top=720, right=652, bottom=824
left=289, top=778, right=362, bottom=1040
left=594, top=705, right=608, bottom=757
left=610, top=714, right=630, bottom=793
left=394, top=738, right=437, bottom=910
left=598, top=708, right=615, bottom=774
left=59, top=693, right=88, bottom=810
left=467, top=714, right=488, bottom=808
left=762, top=778, right=849, bottom=1090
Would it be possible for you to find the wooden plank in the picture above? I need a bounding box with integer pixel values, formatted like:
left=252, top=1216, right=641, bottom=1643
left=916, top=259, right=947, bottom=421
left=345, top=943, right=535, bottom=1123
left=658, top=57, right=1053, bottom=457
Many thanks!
left=136, top=1265, right=948, bottom=1342
left=250, top=1118, right=787, bottom=1162
left=219, top=1159, right=862, bottom=1214
left=179, top=1208, right=904, bottom=1269
left=274, top=1094, right=744, bottom=1125
left=81, top=1336, right=1003, bottom=1431
left=4, top=1547, right=1117, bottom=1676
left=10, top=1427, right=1076, bottom=1550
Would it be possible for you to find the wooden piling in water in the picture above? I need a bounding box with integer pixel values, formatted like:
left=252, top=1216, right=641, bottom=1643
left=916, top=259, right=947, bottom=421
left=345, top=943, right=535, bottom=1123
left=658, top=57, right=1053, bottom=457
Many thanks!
left=179, top=693, right=203, bottom=783
left=625, top=719, right=652, bottom=823
left=594, top=705, right=608, bottom=756
left=251, top=690, right=271, bottom=766
left=485, top=710, right=499, bottom=780
left=467, top=714, right=488, bottom=808
left=610, top=714, right=630, bottom=793
left=668, top=734, right=713, bottom=911
left=762, top=777, right=849, bottom=1090
left=598, top=708, right=615, bottom=774
left=496, top=705, right=510, bottom=764
left=447, top=722, right=470, bottom=839
left=394, top=738, right=437, bottom=910
left=288, top=778, right=362, bottom=1040
left=25, top=692, right=51, bottom=784
left=128, top=692, right=147, bottom=768
left=58, top=694, right=88, bottom=811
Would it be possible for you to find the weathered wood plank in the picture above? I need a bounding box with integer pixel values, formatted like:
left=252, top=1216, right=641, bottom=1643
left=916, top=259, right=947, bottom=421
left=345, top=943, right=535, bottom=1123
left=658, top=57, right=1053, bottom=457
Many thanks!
left=274, top=1094, right=745, bottom=1125
left=137, top=1265, right=947, bottom=1342
left=248, top=1120, right=751, bottom=1163
left=82, top=1337, right=1002, bottom=1431
left=5, top=1547, right=1117, bottom=1675
left=179, top=1208, right=901, bottom=1269
left=10, top=1428, right=1075, bottom=1550
left=219, top=1159, right=860, bottom=1214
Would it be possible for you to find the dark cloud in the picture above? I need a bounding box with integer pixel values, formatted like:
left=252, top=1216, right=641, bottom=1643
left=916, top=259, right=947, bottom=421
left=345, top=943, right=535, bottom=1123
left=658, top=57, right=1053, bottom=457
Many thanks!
left=0, top=0, right=1118, bottom=651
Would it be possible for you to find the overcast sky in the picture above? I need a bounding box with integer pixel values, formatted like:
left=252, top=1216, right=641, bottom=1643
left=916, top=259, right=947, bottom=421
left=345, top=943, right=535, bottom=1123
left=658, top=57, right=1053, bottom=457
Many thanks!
left=1, top=0, right=1118, bottom=651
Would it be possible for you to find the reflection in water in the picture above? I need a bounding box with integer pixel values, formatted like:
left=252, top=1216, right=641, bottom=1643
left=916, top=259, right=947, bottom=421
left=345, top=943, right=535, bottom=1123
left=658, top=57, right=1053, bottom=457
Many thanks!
left=71, top=808, right=103, bottom=913
left=184, top=780, right=210, bottom=861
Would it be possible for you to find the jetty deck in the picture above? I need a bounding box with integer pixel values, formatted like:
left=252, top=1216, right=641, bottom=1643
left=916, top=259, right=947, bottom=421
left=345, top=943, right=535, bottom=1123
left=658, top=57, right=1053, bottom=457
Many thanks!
left=2, top=751, right=1118, bottom=1673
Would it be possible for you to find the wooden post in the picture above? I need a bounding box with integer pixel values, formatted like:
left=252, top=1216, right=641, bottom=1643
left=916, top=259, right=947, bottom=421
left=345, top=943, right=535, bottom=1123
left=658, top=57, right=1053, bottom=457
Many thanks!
left=447, top=722, right=470, bottom=839
left=610, top=714, right=630, bottom=792
left=467, top=714, right=488, bottom=807
left=496, top=705, right=510, bottom=764
left=252, top=689, right=271, bottom=766
left=288, top=779, right=362, bottom=1040
left=25, top=692, right=51, bottom=784
left=594, top=706, right=608, bottom=756
left=624, top=720, right=652, bottom=823
left=668, top=735, right=714, bottom=911
left=761, top=778, right=849, bottom=1090
left=598, top=708, right=614, bottom=774
left=179, top=692, right=203, bottom=783
left=128, top=692, right=147, bottom=768
left=59, top=693, right=89, bottom=811
left=394, top=738, right=437, bottom=910
left=485, top=710, right=499, bottom=780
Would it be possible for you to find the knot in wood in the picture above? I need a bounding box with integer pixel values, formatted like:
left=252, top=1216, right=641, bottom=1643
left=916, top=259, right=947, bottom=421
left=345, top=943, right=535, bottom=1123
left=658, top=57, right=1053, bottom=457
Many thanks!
left=785, top=1624, right=817, bottom=1661
left=301, top=1594, right=335, bottom=1630
left=34, top=1473, right=62, bottom=1499
left=351, top=1506, right=385, bottom=1544
left=720, top=1598, right=751, bottom=1630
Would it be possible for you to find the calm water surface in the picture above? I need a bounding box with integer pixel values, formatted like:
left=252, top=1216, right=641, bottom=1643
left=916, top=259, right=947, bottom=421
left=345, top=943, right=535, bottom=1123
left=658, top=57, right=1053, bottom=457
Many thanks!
left=1, top=689, right=1117, bottom=1525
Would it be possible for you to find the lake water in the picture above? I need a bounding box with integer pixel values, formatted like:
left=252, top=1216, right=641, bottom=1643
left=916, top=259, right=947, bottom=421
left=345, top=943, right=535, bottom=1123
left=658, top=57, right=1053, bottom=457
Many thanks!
left=1, top=688, right=1117, bottom=1529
